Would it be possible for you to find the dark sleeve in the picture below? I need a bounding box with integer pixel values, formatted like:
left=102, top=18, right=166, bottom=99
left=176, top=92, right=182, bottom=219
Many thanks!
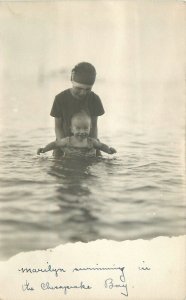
left=92, top=94, right=105, bottom=116
left=50, top=96, right=62, bottom=118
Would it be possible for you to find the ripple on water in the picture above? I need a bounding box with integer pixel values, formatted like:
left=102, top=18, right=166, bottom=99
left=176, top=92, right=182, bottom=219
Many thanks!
left=0, top=127, right=185, bottom=259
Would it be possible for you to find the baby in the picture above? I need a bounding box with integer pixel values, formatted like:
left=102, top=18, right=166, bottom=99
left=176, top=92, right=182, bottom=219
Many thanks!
left=37, top=111, right=116, bottom=157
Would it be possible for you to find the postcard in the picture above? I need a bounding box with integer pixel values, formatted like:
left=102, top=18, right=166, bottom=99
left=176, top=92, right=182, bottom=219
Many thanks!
left=0, top=1, right=185, bottom=299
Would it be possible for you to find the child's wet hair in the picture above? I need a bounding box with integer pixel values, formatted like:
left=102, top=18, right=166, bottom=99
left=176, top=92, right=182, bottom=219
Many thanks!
left=71, top=110, right=91, bottom=124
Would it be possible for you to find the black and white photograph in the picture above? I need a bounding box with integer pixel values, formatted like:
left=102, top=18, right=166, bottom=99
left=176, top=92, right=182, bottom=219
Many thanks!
left=0, top=1, right=185, bottom=299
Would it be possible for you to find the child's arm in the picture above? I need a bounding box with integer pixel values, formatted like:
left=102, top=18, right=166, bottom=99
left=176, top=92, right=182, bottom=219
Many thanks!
left=37, top=137, right=68, bottom=155
left=37, top=141, right=57, bottom=154
left=91, top=139, right=117, bottom=154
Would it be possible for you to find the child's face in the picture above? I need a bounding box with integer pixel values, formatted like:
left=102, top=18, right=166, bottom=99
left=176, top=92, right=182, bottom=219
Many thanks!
left=71, top=117, right=91, bottom=139
left=71, top=81, right=92, bottom=100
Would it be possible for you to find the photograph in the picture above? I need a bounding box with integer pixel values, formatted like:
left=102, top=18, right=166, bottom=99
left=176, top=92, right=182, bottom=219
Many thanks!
left=0, top=1, right=185, bottom=299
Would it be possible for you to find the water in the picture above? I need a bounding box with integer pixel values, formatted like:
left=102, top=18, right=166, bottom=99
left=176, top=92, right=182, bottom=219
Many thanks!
left=0, top=77, right=185, bottom=261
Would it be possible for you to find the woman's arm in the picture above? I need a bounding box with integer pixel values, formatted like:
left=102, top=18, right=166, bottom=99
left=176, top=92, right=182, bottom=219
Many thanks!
left=55, top=117, right=65, bottom=140
left=37, top=118, right=63, bottom=154
left=90, top=116, right=98, bottom=139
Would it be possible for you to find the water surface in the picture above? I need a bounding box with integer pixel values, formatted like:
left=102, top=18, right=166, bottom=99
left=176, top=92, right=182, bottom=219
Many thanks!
left=0, top=79, right=185, bottom=260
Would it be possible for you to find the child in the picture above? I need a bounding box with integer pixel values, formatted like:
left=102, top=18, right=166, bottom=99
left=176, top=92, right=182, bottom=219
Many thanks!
left=37, top=111, right=116, bottom=157
left=50, top=62, right=105, bottom=157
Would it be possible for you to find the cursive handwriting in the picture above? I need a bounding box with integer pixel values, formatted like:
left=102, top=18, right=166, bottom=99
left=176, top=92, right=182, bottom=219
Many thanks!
left=105, top=278, right=128, bottom=296
left=104, top=266, right=128, bottom=297
left=73, top=264, right=124, bottom=272
left=138, top=261, right=151, bottom=271
left=40, top=281, right=92, bottom=295
left=19, top=263, right=130, bottom=297
left=18, top=262, right=66, bottom=277
left=120, top=267, right=128, bottom=296
left=22, top=280, right=34, bottom=291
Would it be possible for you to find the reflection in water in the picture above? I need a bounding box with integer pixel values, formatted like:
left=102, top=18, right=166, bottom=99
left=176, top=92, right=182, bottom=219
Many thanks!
left=47, top=157, right=102, bottom=242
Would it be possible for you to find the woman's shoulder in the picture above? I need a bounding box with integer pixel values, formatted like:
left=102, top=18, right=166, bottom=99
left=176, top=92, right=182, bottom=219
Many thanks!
left=87, top=92, right=104, bottom=116
left=89, top=91, right=101, bottom=101
left=55, top=89, right=71, bottom=101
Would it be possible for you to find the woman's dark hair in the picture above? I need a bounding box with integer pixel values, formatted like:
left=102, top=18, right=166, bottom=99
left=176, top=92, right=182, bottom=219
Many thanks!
left=71, top=62, right=96, bottom=85
left=72, top=62, right=96, bottom=75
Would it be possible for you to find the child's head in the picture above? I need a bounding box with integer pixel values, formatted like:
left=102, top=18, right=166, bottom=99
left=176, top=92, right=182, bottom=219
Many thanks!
left=71, top=111, right=91, bottom=138
left=71, top=62, right=96, bottom=100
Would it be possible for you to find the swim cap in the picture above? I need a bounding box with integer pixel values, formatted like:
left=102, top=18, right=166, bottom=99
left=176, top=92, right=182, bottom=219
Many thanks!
left=71, top=62, right=96, bottom=85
